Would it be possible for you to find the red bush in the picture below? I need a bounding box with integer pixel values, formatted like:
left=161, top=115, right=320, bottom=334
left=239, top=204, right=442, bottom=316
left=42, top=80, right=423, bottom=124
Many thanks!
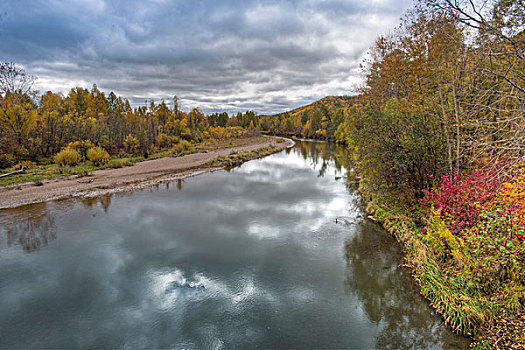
left=421, top=171, right=502, bottom=236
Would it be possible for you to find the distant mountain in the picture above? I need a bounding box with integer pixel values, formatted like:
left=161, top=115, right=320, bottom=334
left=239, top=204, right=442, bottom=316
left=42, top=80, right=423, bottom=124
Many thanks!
left=268, top=95, right=356, bottom=118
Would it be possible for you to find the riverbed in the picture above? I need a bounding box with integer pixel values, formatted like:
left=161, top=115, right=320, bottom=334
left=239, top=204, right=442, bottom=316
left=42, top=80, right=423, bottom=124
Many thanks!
left=0, top=140, right=470, bottom=349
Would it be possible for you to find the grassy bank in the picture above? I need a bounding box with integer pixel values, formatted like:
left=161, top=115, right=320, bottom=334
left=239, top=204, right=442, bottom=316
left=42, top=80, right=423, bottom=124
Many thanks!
left=0, top=137, right=271, bottom=187
left=205, top=145, right=282, bottom=168
left=0, top=136, right=291, bottom=209
left=360, top=182, right=524, bottom=349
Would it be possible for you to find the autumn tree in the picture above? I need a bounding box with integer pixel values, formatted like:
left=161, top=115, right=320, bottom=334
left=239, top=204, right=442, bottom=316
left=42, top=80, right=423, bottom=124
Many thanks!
left=0, top=63, right=38, bottom=160
left=347, top=11, right=472, bottom=199
left=424, top=0, right=525, bottom=169
left=37, top=91, right=67, bottom=156
left=0, top=92, right=37, bottom=148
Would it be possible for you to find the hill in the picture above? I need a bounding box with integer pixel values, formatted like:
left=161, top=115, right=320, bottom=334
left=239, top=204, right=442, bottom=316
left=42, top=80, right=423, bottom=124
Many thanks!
left=269, top=95, right=356, bottom=118
left=257, top=95, right=356, bottom=140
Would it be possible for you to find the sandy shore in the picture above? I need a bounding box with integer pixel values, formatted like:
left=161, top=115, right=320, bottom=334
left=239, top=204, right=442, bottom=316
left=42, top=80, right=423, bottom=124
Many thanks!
left=0, top=136, right=294, bottom=209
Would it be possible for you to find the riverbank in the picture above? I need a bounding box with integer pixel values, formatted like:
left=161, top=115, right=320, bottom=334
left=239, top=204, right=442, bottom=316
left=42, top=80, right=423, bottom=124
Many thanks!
left=0, top=136, right=294, bottom=209
left=361, top=193, right=478, bottom=343
left=361, top=184, right=525, bottom=349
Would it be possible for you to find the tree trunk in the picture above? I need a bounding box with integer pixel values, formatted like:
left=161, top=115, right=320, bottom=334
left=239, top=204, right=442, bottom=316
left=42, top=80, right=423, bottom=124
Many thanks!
left=439, top=84, right=453, bottom=181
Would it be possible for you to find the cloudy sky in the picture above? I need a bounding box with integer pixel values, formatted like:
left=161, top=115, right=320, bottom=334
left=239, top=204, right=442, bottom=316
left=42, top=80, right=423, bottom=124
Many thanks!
left=0, top=0, right=412, bottom=114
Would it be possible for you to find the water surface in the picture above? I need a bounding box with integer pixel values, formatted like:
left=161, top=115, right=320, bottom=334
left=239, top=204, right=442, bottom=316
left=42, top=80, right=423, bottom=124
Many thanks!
left=0, top=141, right=469, bottom=349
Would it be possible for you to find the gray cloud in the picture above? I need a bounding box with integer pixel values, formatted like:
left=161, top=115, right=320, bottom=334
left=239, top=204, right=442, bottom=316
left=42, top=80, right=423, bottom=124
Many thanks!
left=0, top=0, right=412, bottom=114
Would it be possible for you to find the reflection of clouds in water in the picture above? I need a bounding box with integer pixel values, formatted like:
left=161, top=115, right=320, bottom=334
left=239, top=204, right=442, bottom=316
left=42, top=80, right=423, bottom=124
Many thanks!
left=249, top=195, right=356, bottom=242
left=232, top=278, right=256, bottom=304
left=144, top=267, right=278, bottom=347
left=149, top=269, right=223, bottom=310
left=287, top=286, right=316, bottom=303
left=149, top=268, right=278, bottom=314
left=120, top=146, right=357, bottom=250
left=231, top=278, right=260, bottom=312
left=0, top=141, right=469, bottom=348
left=247, top=222, right=280, bottom=239
left=244, top=148, right=347, bottom=179
left=233, top=151, right=356, bottom=240
left=243, top=153, right=306, bottom=173
left=327, top=197, right=347, bottom=212
left=95, top=241, right=133, bottom=276
left=198, top=325, right=225, bottom=350
left=231, top=276, right=279, bottom=311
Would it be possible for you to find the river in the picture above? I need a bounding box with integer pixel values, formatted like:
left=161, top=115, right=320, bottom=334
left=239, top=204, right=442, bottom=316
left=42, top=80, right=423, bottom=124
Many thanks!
left=0, top=140, right=469, bottom=349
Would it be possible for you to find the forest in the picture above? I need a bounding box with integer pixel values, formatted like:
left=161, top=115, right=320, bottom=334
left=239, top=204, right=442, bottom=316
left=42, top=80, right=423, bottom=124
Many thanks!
left=0, top=65, right=264, bottom=184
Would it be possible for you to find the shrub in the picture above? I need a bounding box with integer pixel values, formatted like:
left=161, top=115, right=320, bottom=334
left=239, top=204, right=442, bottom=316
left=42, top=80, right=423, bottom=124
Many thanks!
left=0, top=154, right=15, bottom=169
left=13, top=145, right=29, bottom=158
left=208, top=126, right=248, bottom=140
left=156, top=133, right=179, bottom=148
left=54, top=149, right=81, bottom=166
left=498, top=167, right=525, bottom=232
left=424, top=209, right=469, bottom=265
left=106, top=158, right=133, bottom=169
left=87, top=147, right=110, bottom=166
left=171, top=140, right=194, bottom=155
left=66, top=140, right=92, bottom=160
left=19, top=160, right=36, bottom=169
left=464, top=207, right=525, bottom=287
left=421, top=171, right=502, bottom=236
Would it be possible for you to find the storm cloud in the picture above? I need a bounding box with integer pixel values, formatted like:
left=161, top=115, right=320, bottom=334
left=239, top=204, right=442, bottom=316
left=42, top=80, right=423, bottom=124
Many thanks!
left=0, top=0, right=412, bottom=114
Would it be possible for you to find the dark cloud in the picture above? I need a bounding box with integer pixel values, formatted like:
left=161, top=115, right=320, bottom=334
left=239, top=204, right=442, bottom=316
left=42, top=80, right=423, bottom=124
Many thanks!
left=0, top=0, right=412, bottom=114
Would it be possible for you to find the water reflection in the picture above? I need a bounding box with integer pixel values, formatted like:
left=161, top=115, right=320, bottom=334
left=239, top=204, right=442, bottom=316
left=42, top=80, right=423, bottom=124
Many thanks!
left=81, top=194, right=112, bottom=212
left=0, top=140, right=469, bottom=349
left=2, top=203, right=57, bottom=252
left=0, top=195, right=118, bottom=253
left=293, top=139, right=350, bottom=177
left=345, top=222, right=467, bottom=349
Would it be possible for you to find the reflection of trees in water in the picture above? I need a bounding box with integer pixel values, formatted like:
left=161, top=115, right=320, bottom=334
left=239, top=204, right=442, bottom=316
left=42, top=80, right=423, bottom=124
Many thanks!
left=3, top=203, right=57, bottom=252
left=81, top=194, right=112, bottom=212
left=152, top=179, right=184, bottom=191
left=297, top=140, right=324, bottom=166
left=295, top=140, right=350, bottom=178
left=344, top=223, right=466, bottom=349
left=317, top=161, right=328, bottom=177
left=333, top=143, right=352, bottom=173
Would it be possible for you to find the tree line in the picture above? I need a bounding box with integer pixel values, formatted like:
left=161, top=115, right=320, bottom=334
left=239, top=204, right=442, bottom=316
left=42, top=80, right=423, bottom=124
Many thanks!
left=348, top=0, right=523, bottom=198
left=0, top=64, right=260, bottom=169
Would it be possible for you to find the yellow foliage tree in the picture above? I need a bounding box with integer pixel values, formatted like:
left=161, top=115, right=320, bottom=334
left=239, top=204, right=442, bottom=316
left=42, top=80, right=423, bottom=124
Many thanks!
left=0, top=93, right=37, bottom=147
left=499, top=167, right=525, bottom=231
